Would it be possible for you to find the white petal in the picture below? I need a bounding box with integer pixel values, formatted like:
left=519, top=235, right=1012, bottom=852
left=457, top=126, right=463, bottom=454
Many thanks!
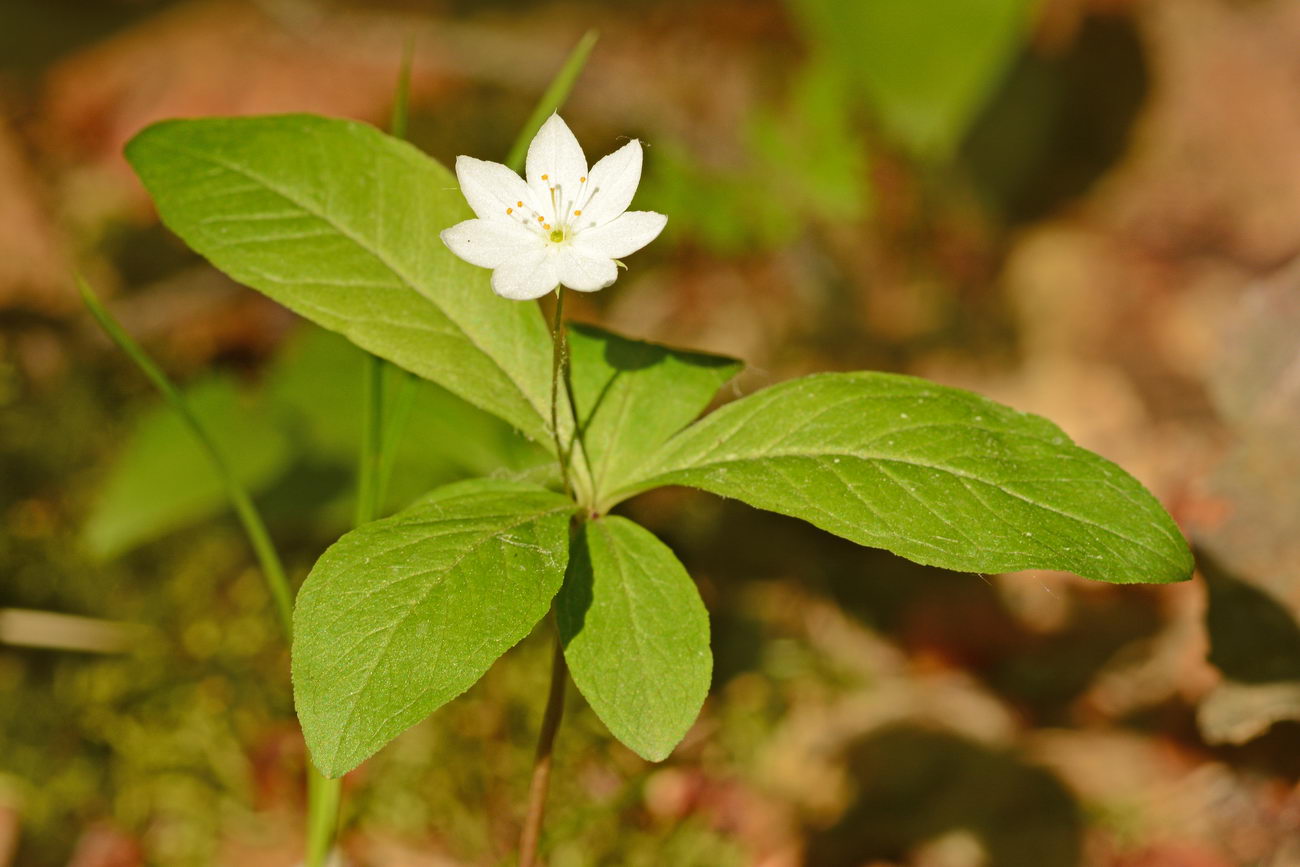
left=490, top=250, right=560, bottom=301
left=556, top=248, right=617, bottom=293
left=574, top=211, right=667, bottom=260
left=440, top=219, right=541, bottom=269
left=579, top=139, right=643, bottom=226
left=525, top=114, right=587, bottom=219
left=455, top=156, right=535, bottom=223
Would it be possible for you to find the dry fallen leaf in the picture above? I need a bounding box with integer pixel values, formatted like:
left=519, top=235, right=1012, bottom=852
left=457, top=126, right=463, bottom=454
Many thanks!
left=0, top=117, right=68, bottom=312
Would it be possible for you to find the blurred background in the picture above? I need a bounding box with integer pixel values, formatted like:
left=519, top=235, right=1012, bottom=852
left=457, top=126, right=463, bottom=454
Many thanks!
left=3, top=0, right=1300, bottom=864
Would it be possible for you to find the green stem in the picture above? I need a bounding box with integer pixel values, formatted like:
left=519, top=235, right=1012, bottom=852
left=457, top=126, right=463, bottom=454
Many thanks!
left=305, top=39, right=422, bottom=864
left=305, top=770, right=342, bottom=867
left=389, top=35, right=415, bottom=141
left=549, top=288, right=573, bottom=498
left=309, top=265, right=390, bottom=867
left=77, top=277, right=295, bottom=638
left=511, top=32, right=602, bottom=864
left=518, top=625, right=568, bottom=867
left=353, top=352, right=385, bottom=527
left=378, top=370, right=419, bottom=500
left=514, top=296, right=579, bottom=866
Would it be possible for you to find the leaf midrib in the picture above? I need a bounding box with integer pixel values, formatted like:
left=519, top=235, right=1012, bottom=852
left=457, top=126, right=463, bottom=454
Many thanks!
left=634, top=449, right=1184, bottom=572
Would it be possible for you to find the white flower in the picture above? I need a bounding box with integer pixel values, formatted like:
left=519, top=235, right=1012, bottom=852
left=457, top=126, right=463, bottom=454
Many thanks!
left=440, top=113, right=667, bottom=301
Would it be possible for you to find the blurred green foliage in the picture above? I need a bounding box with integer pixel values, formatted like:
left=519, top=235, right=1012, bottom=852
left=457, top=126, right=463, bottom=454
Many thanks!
left=788, top=0, right=1037, bottom=161
left=83, top=375, right=291, bottom=559
left=82, top=326, right=550, bottom=561
left=641, top=0, right=1041, bottom=255
left=643, top=60, right=869, bottom=254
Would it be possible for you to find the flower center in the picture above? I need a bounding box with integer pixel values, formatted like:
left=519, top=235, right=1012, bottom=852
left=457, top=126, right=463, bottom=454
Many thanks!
left=504, top=176, right=596, bottom=245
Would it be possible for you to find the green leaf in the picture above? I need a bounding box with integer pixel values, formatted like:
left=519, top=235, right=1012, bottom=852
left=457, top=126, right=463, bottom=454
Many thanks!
left=567, top=323, right=741, bottom=502
left=292, top=479, right=575, bottom=777
left=84, top=375, right=290, bottom=559
left=558, top=516, right=711, bottom=761
left=126, top=114, right=555, bottom=446
left=789, top=0, right=1035, bottom=160
left=266, top=326, right=550, bottom=498
left=612, top=373, right=1192, bottom=584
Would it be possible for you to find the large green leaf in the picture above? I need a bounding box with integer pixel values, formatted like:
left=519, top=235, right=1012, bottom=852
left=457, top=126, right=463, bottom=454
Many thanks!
left=610, top=373, right=1192, bottom=584
left=292, top=479, right=576, bottom=777
left=789, top=0, right=1035, bottom=160
left=567, top=323, right=741, bottom=502
left=126, top=114, right=555, bottom=446
left=84, top=375, right=290, bottom=559
left=557, top=516, right=711, bottom=761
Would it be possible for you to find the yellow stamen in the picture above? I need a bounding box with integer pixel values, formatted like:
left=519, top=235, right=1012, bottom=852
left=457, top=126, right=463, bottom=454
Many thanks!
left=516, top=201, right=523, bottom=207
left=506, top=207, right=513, bottom=214
left=580, top=176, right=586, bottom=182
left=573, top=209, right=582, bottom=216
left=541, top=174, right=548, bottom=180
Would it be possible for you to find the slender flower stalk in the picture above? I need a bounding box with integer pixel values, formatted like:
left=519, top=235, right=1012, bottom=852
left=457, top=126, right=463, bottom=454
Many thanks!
left=441, top=40, right=662, bottom=865
left=519, top=631, right=569, bottom=867
left=549, top=289, right=573, bottom=497
left=520, top=287, right=577, bottom=866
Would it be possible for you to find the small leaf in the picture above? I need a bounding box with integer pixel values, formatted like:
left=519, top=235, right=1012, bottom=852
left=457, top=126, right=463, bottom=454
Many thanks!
left=558, top=516, right=711, bottom=761
left=789, top=0, right=1035, bottom=160
left=566, top=323, right=741, bottom=504
left=84, top=375, right=289, bottom=558
left=292, top=479, right=576, bottom=777
left=613, top=372, right=1192, bottom=584
left=126, top=114, right=556, bottom=446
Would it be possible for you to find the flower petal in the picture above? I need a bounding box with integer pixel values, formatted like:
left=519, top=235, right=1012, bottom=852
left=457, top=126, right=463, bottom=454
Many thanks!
left=525, top=114, right=587, bottom=220
left=440, top=219, right=541, bottom=269
left=574, top=211, right=667, bottom=260
left=556, top=248, right=618, bottom=293
left=490, top=250, right=560, bottom=301
left=455, top=156, right=535, bottom=223
left=578, top=139, right=643, bottom=227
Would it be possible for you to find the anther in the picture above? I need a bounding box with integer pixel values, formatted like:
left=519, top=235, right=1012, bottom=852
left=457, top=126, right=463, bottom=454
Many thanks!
left=516, top=201, right=523, bottom=207
left=506, top=207, right=513, bottom=214
left=580, top=176, right=586, bottom=183
left=541, top=174, right=549, bottom=180
left=573, top=209, right=582, bottom=216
